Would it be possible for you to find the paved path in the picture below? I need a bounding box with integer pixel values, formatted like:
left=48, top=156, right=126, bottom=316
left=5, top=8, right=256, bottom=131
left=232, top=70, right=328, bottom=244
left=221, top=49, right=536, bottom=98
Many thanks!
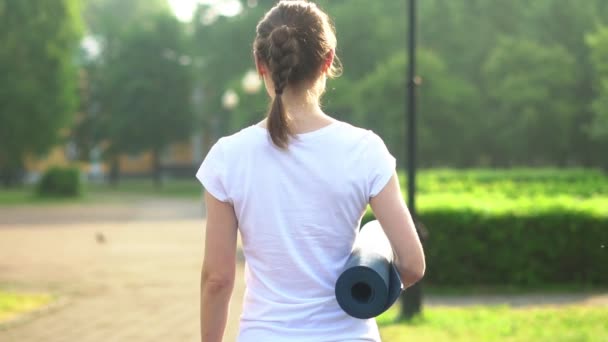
left=0, top=199, right=244, bottom=342
left=0, top=199, right=606, bottom=341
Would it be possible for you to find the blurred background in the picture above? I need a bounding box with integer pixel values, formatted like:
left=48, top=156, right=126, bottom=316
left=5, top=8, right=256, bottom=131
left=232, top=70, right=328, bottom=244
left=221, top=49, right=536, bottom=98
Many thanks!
left=0, top=0, right=607, bottom=341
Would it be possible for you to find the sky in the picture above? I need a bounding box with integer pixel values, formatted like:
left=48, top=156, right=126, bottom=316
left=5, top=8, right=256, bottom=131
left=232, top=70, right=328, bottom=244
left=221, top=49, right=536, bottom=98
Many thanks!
left=167, top=0, right=243, bottom=22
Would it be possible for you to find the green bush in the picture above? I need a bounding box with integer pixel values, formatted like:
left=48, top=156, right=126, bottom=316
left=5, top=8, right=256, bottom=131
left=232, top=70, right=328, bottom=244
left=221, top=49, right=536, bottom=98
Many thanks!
left=363, top=206, right=608, bottom=286
left=363, top=169, right=608, bottom=287
left=37, top=167, right=81, bottom=197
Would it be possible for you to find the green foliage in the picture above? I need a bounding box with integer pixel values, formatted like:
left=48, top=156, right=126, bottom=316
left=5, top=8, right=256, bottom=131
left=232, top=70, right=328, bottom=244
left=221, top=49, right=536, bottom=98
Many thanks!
left=378, top=305, right=608, bottom=342
left=354, top=50, right=479, bottom=166
left=483, top=38, right=576, bottom=165
left=0, top=0, right=83, bottom=185
left=37, top=167, right=81, bottom=197
left=77, top=0, right=184, bottom=183
left=192, top=4, right=271, bottom=137
left=413, top=208, right=605, bottom=286
left=195, top=0, right=608, bottom=168
left=354, top=52, right=408, bottom=158
left=103, top=13, right=194, bottom=155
left=363, top=169, right=608, bottom=287
left=586, top=25, right=608, bottom=148
left=327, top=0, right=406, bottom=81
left=83, top=0, right=168, bottom=40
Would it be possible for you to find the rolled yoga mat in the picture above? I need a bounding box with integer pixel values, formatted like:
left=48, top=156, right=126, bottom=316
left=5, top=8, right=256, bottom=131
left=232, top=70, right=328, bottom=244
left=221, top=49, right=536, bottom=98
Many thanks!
left=335, top=220, right=403, bottom=319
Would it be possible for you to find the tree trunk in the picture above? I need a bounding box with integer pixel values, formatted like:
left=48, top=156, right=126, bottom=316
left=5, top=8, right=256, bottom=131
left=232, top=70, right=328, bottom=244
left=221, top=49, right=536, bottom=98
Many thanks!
left=109, top=155, right=120, bottom=187
left=152, top=148, right=162, bottom=188
left=0, top=158, right=24, bottom=188
left=0, top=169, right=10, bottom=187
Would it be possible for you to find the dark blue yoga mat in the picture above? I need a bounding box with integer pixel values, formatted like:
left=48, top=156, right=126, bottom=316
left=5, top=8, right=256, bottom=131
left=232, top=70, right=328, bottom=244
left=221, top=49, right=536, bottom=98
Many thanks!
left=335, top=220, right=403, bottom=319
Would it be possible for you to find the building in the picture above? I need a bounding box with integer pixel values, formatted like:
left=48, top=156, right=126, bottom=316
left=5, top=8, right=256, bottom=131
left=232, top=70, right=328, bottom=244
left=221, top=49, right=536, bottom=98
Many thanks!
left=24, top=135, right=205, bottom=183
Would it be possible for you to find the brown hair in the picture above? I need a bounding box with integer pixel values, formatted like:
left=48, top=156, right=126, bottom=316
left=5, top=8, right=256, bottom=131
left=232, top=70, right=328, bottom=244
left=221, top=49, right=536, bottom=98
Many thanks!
left=254, top=0, right=341, bottom=148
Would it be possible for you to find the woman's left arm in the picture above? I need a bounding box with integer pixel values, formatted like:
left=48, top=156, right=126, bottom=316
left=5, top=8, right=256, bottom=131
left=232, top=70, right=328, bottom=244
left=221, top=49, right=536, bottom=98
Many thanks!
left=200, top=191, right=238, bottom=342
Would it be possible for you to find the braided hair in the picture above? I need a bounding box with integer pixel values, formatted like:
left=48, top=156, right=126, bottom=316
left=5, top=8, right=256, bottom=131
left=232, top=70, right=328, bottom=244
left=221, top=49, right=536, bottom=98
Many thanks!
left=254, top=0, right=341, bottom=148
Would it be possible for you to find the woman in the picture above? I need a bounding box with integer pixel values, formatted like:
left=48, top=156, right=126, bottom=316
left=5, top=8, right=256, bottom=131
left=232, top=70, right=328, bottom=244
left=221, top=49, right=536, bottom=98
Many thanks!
left=197, top=1, right=425, bottom=341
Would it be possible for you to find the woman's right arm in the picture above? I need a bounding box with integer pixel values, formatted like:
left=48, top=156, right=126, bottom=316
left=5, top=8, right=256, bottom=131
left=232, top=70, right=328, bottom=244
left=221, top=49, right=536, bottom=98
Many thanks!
left=369, top=172, right=425, bottom=287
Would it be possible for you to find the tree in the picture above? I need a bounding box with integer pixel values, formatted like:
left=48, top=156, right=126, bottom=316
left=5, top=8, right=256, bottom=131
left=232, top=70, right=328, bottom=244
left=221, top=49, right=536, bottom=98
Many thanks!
left=0, top=1, right=82, bottom=186
left=524, top=0, right=608, bottom=167
left=77, top=0, right=170, bottom=183
left=189, top=0, right=608, bottom=168
left=586, top=25, right=608, bottom=169
left=482, top=37, right=576, bottom=165
left=103, top=13, right=194, bottom=186
left=192, top=3, right=268, bottom=134
left=354, top=50, right=478, bottom=168
left=83, top=0, right=169, bottom=57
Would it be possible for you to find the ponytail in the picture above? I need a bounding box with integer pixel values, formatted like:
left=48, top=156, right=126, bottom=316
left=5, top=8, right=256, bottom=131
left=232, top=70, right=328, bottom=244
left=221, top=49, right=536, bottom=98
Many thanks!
left=265, top=25, right=299, bottom=149
left=268, top=90, right=290, bottom=148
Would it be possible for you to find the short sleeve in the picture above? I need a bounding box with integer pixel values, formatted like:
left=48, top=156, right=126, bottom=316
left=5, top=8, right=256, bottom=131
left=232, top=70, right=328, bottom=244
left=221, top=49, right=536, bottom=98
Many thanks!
left=365, top=132, right=397, bottom=199
left=195, top=139, right=230, bottom=202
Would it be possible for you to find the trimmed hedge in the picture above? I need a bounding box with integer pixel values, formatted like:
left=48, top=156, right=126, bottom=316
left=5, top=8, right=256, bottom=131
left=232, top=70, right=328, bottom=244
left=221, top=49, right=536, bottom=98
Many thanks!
left=363, top=207, right=608, bottom=286
left=363, top=169, right=608, bottom=287
left=37, top=167, right=81, bottom=197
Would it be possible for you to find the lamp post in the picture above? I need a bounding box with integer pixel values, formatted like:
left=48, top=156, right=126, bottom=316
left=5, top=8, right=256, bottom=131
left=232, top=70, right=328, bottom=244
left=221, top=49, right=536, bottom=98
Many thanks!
left=401, top=0, right=423, bottom=320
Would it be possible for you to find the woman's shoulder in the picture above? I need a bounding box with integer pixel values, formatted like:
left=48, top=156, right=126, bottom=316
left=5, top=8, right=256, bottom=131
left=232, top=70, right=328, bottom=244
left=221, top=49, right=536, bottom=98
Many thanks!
left=215, top=125, right=265, bottom=150
left=332, top=120, right=384, bottom=145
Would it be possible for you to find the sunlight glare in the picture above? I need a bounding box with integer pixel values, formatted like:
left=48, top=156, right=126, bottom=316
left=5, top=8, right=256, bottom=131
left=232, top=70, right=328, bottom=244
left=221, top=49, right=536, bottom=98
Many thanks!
left=168, top=0, right=242, bottom=22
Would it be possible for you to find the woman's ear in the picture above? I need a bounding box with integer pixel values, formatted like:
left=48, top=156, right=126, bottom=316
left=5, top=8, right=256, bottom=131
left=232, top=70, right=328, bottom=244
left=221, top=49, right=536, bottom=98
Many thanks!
left=256, top=58, right=266, bottom=76
left=322, top=50, right=335, bottom=73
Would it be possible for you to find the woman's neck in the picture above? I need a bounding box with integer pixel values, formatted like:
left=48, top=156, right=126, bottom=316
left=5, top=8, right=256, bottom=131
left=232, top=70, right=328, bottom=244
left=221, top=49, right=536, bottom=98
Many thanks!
left=260, top=90, right=336, bottom=134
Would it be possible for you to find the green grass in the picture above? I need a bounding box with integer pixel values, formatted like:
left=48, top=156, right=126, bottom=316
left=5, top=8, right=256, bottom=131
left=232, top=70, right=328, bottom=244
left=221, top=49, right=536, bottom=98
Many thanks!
left=0, top=187, right=85, bottom=206
left=0, top=179, right=202, bottom=206
left=0, top=291, right=54, bottom=323
left=84, top=179, right=201, bottom=198
left=377, top=305, right=608, bottom=342
left=409, top=168, right=608, bottom=196
left=401, top=168, right=608, bottom=198
left=424, top=284, right=608, bottom=296
left=361, top=168, right=608, bottom=218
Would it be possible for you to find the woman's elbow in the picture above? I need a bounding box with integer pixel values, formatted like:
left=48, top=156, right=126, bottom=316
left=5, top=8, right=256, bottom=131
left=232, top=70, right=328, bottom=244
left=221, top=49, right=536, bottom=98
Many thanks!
left=201, top=271, right=234, bottom=294
left=398, top=259, right=425, bottom=285
left=414, top=260, right=426, bottom=282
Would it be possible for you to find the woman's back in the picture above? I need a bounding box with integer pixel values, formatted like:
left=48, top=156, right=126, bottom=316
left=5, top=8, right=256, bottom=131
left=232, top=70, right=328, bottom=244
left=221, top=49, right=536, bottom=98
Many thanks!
left=197, top=121, right=395, bottom=341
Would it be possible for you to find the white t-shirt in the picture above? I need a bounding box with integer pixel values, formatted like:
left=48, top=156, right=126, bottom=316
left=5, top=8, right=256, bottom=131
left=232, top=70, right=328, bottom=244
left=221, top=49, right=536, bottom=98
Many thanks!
left=196, top=121, right=396, bottom=342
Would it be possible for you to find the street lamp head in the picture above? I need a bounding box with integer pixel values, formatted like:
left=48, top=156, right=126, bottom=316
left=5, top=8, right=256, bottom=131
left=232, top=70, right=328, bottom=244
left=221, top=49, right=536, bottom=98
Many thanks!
left=222, top=89, right=239, bottom=110
left=242, top=69, right=262, bottom=94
